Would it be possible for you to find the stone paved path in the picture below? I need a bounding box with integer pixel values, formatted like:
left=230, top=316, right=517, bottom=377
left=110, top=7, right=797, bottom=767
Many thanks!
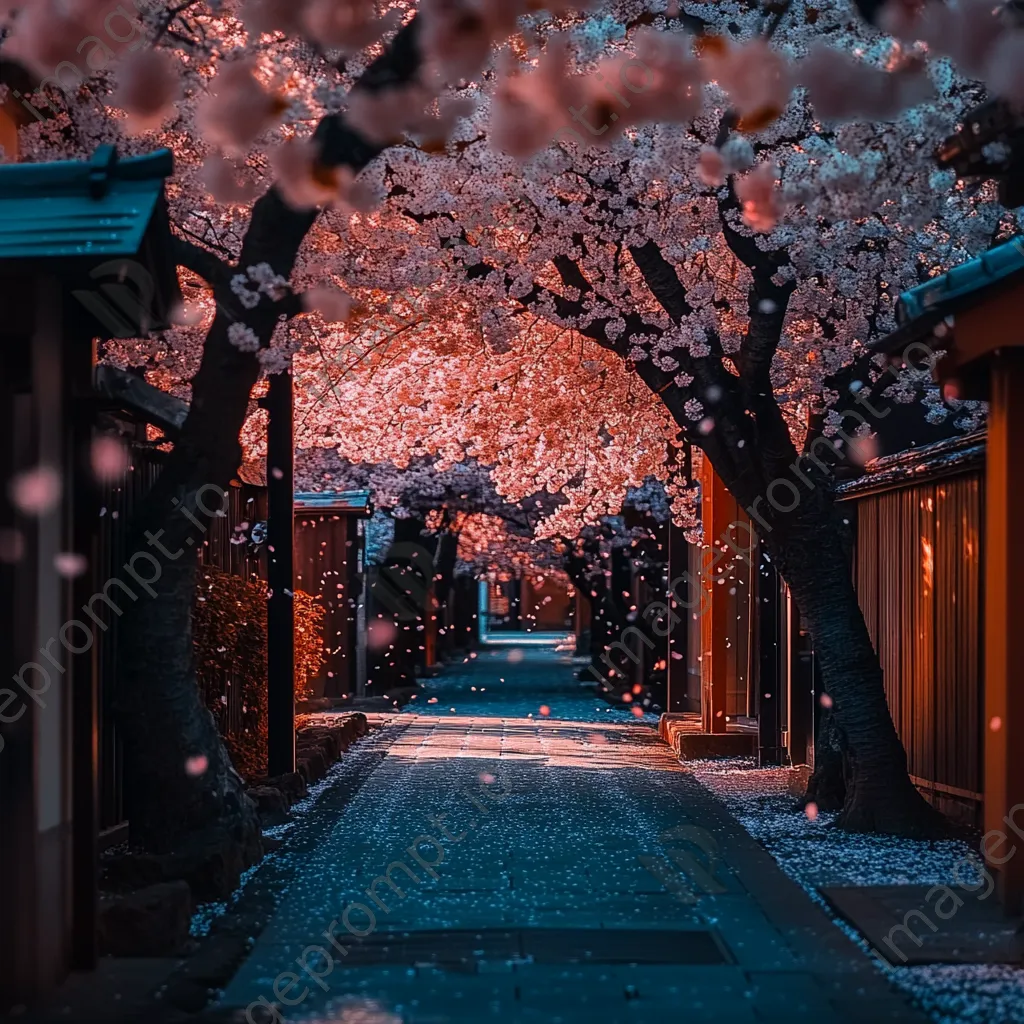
left=218, top=647, right=926, bottom=1024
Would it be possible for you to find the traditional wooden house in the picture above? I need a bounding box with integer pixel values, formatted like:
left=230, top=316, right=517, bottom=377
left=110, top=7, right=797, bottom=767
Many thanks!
left=869, top=236, right=1024, bottom=908
left=0, top=147, right=180, bottom=1009
left=294, top=491, right=372, bottom=699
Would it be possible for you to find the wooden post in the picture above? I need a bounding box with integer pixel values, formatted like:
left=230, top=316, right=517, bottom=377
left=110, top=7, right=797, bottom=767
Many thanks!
left=983, top=350, right=1024, bottom=912
left=757, top=551, right=784, bottom=765
left=354, top=515, right=367, bottom=697
left=786, top=592, right=817, bottom=767
left=666, top=518, right=689, bottom=713
left=68, top=315, right=99, bottom=971
left=265, top=371, right=295, bottom=778
left=699, top=460, right=733, bottom=733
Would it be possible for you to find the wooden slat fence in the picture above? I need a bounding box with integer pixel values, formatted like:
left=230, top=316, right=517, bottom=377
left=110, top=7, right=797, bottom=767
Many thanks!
left=839, top=452, right=984, bottom=824
left=95, top=444, right=267, bottom=829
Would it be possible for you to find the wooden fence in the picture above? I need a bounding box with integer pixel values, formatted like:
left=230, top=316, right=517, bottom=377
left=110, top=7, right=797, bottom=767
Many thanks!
left=95, top=445, right=267, bottom=830
left=837, top=434, right=985, bottom=824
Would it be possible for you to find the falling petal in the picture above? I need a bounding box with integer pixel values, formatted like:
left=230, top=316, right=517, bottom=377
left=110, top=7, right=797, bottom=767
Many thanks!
left=10, top=465, right=61, bottom=515
left=113, top=48, right=181, bottom=135
left=91, top=436, right=129, bottom=482
left=54, top=552, right=88, bottom=578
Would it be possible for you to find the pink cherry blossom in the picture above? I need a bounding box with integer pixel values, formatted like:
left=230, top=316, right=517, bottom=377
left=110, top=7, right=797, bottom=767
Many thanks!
left=735, top=163, right=784, bottom=233
left=243, top=0, right=309, bottom=37
left=269, top=138, right=376, bottom=212
left=704, top=37, right=790, bottom=126
left=696, top=146, right=726, bottom=187
left=54, top=552, right=88, bottom=578
left=113, top=49, right=182, bottom=135
left=800, top=44, right=933, bottom=123
left=301, top=0, right=402, bottom=54
left=200, top=154, right=259, bottom=205
left=196, top=59, right=289, bottom=153
left=303, top=286, right=353, bottom=324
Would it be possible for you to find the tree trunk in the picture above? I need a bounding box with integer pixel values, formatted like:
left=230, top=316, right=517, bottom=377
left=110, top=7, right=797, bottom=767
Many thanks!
left=802, top=704, right=847, bottom=812
left=433, top=529, right=459, bottom=662
left=115, top=546, right=263, bottom=896
left=106, top=22, right=425, bottom=892
left=112, top=314, right=267, bottom=893
left=767, top=512, right=945, bottom=836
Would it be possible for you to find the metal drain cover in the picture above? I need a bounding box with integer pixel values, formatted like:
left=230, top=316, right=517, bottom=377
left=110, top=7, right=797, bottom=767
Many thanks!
left=340, top=928, right=731, bottom=971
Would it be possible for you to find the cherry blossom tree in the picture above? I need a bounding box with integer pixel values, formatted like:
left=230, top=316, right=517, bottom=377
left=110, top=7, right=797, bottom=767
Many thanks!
left=3, top=0, right=1018, bottom=857
left=342, top=2, right=1005, bottom=833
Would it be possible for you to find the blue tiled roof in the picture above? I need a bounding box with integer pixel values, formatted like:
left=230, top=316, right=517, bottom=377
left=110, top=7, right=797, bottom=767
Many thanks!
left=294, top=491, right=373, bottom=514
left=897, top=236, right=1024, bottom=325
left=874, top=236, right=1024, bottom=353
left=0, top=146, right=173, bottom=259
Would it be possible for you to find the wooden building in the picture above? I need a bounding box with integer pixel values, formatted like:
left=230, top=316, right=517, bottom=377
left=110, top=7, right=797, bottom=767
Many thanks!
left=0, top=147, right=180, bottom=1009
left=870, top=237, right=1024, bottom=908
left=294, top=491, right=372, bottom=698
left=667, top=431, right=985, bottom=791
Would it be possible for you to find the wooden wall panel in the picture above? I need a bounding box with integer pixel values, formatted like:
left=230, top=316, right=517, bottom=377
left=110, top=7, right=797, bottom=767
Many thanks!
left=294, top=512, right=357, bottom=698
left=845, top=471, right=983, bottom=824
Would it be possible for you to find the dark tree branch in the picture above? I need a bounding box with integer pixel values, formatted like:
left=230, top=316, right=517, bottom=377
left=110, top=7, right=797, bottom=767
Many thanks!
left=170, top=235, right=229, bottom=286
left=628, top=240, right=693, bottom=320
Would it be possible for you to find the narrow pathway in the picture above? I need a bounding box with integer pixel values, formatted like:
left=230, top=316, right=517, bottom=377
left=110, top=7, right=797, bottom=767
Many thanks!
left=219, top=647, right=925, bottom=1023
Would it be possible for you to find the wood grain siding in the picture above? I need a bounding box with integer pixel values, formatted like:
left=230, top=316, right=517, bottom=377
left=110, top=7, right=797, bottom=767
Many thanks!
left=840, top=461, right=983, bottom=824
left=294, top=512, right=357, bottom=697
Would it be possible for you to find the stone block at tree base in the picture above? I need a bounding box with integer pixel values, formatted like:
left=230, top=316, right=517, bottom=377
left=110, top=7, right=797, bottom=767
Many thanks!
left=102, top=827, right=263, bottom=902
left=658, top=714, right=756, bottom=759
left=248, top=785, right=290, bottom=826
left=262, top=771, right=307, bottom=804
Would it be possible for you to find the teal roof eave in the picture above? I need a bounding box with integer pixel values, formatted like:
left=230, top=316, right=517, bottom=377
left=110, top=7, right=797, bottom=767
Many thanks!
left=0, top=188, right=161, bottom=259
left=872, top=236, right=1024, bottom=355
left=0, top=147, right=173, bottom=261
left=294, top=491, right=373, bottom=515
left=0, top=148, right=173, bottom=197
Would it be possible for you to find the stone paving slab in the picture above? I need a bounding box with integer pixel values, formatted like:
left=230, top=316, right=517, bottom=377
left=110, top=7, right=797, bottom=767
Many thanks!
left=213, top=648, right=929, bottom=1024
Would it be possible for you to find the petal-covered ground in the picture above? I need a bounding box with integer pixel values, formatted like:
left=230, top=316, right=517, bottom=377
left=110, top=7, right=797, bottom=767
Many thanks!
left=214, top=645, right=923, bottom=1023
left=691, top=759, right=1024, bottom=1024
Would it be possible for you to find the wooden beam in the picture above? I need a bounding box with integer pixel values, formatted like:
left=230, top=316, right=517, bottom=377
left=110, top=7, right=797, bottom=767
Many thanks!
left=757, top=552, right=784, bottom=765
left=93, top=364, right=188, bottom=436
left=982, top=349, right=1024, bottom=912
left=699, top=460, right=735, bottom=734
left=666, top=518, right=690, bottom=712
